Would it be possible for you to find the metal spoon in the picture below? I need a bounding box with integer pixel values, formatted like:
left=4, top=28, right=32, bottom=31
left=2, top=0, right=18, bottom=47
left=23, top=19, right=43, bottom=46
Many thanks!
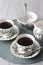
left=24, top=3, right=27, bottom=14
left=24, top=3, right=27, bottom=22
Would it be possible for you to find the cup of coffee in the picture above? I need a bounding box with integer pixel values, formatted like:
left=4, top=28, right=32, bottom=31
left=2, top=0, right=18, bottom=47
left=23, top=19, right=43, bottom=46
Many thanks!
left=33, top=20, right=43, bottom=40
left=0, top=19, right=14, bottom=38
left=15, top=34, right=35, bottom=55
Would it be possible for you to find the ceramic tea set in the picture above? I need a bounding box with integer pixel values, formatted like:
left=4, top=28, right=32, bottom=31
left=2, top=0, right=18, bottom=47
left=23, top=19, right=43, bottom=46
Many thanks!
left=0, top=4, right=43, bottom=59
left=10, top=12, right=42, bottom=58
left=0, top=14, right=42, bottom=59
left=0, top=19, right=19, bottom=40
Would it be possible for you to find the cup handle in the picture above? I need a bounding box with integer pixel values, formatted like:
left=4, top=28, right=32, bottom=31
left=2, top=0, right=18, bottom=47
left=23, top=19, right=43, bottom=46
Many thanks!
left=24, top=48, right=32, bottom=56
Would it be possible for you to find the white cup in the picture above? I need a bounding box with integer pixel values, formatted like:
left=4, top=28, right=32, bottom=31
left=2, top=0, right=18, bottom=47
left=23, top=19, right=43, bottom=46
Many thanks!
left=15, top=34, right=35, bottom=55
left=17, top=11, right=37, bottom=25
left=0, top=19, right=14, bottom=38
left=33, top=23, right=43, bottom=40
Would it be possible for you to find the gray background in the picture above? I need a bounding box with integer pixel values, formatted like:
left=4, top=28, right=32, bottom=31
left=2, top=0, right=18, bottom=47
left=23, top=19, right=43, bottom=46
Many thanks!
left=0, top=0, right=43, bottom=65
left=0, top=0, right=43, bottom=20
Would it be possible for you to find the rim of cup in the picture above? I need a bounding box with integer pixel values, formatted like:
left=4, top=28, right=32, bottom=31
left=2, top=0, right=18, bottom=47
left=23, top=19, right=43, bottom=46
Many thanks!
left=33, top=23, right=43, bottom=32
left=0, top=19, right=14, bottom=30
left=16, top=34, right=35, bottom=47
left=17, top=11, right=37, bottom=25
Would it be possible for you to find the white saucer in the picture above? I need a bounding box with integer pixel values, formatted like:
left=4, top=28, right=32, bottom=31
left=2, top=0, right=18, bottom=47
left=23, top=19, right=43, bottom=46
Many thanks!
left=0, top=25, right=19, bottom=40
left=10, top=40, right=41, bottom=59
left=17, top=11, right=37, bottom=25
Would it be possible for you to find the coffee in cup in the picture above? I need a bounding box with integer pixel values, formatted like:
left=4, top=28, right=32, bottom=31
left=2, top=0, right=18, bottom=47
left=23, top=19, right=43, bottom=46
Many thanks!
left=16, top=34, right=35, bottom=55
left=0, top=19, right=14, bottom=38
left=0, top=22, right=12, bottom=29
left=17, top=37, right=33, bottom=46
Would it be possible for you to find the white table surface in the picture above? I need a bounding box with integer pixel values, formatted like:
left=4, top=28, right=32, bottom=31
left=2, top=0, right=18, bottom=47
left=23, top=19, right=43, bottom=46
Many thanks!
left=0, top=0, right=43, bottom=65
